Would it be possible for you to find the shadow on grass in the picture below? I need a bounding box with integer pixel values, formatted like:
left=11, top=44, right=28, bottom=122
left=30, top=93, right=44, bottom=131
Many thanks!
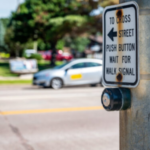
left=0, top=62, right=18, bottom=77
left=0, top=60, right=63, bottom=77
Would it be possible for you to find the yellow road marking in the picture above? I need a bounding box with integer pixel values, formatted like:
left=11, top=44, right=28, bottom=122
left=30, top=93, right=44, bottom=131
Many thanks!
left=71, top=74, right=82, bottom=80
left=0, top=106, right=103, bottom=116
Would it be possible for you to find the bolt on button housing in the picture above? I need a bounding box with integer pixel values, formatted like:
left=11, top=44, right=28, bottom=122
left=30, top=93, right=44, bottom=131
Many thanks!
left=101, top=88, right=131, bottom=111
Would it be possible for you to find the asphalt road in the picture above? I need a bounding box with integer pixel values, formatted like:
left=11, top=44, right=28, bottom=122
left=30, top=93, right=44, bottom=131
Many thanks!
left=0, top=85, right=119, bottom=150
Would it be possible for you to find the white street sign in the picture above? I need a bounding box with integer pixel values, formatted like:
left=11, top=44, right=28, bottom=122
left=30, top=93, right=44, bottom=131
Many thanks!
left=102, top=1, right=139, bottom=88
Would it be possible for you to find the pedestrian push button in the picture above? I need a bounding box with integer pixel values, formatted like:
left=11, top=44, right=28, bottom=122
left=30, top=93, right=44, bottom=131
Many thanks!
left=101, top=88, right=131, bottom=111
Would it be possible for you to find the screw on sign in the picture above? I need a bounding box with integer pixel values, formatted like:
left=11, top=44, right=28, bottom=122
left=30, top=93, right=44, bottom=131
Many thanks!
left=117, top=10, right=122, bottom=18
left=102, top=1, right=139, bottom=88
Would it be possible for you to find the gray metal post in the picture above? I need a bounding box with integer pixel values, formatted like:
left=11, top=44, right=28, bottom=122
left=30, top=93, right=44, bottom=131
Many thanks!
left=119, top=0, right=150, bottom=149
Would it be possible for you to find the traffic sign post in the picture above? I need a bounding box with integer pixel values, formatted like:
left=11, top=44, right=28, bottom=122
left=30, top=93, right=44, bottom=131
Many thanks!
left=101, top=0, right=150, bottom=149
left=102, top=2, right=139, bottom=88
left=119, top=0, right=150, bottom=149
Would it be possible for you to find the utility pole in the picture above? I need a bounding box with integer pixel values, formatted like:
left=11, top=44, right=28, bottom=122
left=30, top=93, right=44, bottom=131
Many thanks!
left=17, top=0, right=20, bottom=13
left=119, top=0, right=150, bottom=149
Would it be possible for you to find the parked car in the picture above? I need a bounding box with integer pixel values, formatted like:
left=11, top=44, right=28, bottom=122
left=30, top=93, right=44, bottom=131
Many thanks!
left=62, top=52, right=73, bottom=61
left=33, top=59, right=103, bottom=89
left=38, top=50, right=73, bottom=61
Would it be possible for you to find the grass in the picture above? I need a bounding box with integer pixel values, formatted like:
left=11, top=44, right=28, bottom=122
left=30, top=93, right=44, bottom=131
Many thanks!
left=0, top=60, right=63, bottom=84
left=0, top=80, right=32, bottom=85
left=0, top=60, right=63, bottom=77
left=0, top=61, right=18, bottom=77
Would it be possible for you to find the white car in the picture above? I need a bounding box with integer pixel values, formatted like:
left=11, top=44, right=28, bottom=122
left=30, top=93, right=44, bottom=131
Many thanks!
left=33, top=59, right=103, bottom=89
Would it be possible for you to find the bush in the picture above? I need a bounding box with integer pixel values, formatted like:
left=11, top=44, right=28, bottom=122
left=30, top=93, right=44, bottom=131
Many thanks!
left=38, top=40, right=51, bottom=50
left=25, top=53, right=43, bottom=61
left=0, top=53, right=10, bottom=58
left=64, top=37, right=90, bottom=53
left=56, top=39, right=65, bottom=50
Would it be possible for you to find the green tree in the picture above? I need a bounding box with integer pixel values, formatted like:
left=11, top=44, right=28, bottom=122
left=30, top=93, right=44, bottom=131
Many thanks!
left=56, top=39, right=65, bottom=50
left=4, top=27, right=24, bottom=57
left=5, top=27, right=34, bottom=57
left=8, top=0, right=91, bottom=65
left=0, top=18, right=9, bottom=52
left=65, top=36, right=90, bottom=53
left=6, top=0, right=118, bottom=64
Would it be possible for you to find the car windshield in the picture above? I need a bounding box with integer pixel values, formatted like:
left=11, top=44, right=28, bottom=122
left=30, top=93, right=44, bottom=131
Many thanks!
left=54, top=61, right=71, bottom=69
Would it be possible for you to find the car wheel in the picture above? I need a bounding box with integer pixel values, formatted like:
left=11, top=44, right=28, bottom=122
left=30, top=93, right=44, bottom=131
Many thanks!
left=51, top=78, right=63, bottom=89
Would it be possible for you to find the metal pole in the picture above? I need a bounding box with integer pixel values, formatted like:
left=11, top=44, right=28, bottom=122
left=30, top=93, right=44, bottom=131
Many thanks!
left=119, top=0, right=150, bottom=149
left=17, top=0, right=20, bottom=13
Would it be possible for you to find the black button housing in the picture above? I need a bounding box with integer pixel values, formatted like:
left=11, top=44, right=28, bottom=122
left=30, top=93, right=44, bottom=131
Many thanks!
left=101, top=88, right=131, bottom=111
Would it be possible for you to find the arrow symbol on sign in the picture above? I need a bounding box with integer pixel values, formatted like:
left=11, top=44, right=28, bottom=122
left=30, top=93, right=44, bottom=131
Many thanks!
left=108, top=28, right=117, bottom=41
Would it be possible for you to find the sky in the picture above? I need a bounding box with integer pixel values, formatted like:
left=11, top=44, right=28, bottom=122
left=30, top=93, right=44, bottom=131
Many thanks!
left=0, top=0, right=25, bottom=18
left=0, top=0, right=104, bottom=18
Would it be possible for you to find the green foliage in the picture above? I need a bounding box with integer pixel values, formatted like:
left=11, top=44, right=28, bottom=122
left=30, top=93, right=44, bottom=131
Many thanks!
left=4, top=26, right=35, bottom=57
left=0, top=61, right=18, bottom=77
left=56, top=39, right=65, bottom=50
left=38, top=60, right=63, bottom=71
left=0, top=53, right=10, bottom=58
left=8, top=0, right=89, bottom=44
left=0, top=45, right=8, bottom=53
left=0, top=18, right=9, bottom=52
left=0, top=18, right=9, bottom=28
left=38, top=40, right=51, bottom=50
left=99, top=0, right=118, bottom=7
left=65, top=37, right=90, bottom=52
left=6, top=0, right=116, bottom=58
left=4, top=27, right=26, bottom=57
left=37, top=60, right=50, bottom=71
left=4, top=0, right=89, bottom=58
left=25, top=53, right=43, bottom=61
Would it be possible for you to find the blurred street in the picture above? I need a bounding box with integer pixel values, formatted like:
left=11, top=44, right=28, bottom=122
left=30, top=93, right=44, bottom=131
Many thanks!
left=0, top=85, right=119, bottom=150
